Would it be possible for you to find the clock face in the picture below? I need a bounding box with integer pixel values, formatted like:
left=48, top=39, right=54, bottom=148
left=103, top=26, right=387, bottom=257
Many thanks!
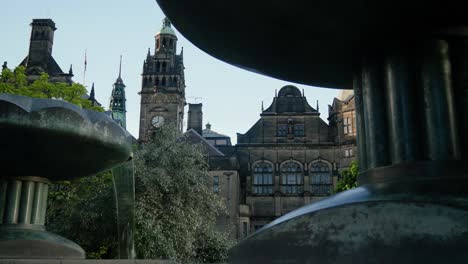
left=151, top=115, right=164, bottom=127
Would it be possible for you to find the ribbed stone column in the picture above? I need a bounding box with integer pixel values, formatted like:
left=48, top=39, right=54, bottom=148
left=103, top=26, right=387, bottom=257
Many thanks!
left=0, top=177, right=50, bottom=228
left=356, top=39, right=466, bottom=184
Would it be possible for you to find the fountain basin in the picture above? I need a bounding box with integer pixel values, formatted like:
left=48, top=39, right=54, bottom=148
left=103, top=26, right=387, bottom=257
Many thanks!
left=0, top=93, right=134, bottom=259
left=0, top=93, right=133, bottom=180
left=156, top=0, right=468, bottom=88
left=230, top=174, right=468, bottom=263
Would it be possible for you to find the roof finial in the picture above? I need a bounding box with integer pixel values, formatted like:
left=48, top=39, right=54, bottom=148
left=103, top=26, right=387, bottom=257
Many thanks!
left=90, top=83, right=95, bottom=99
left=275, top=89, right=278, bottom=97
left=180, top=47, right=184, bottom=58
left=261, top=101, right=264, bottom=112
left=69, top=64, right=73, bottom=75
left=302, top=89, right=305, bottom=97
left=316, top=100, right=319, bottom=112
left=163, top=17, right=171, bottom=28
left=147, top=48, right=150, bottom=57
left=206, top=122, right=211, bottom=130
left=118, top=55, right=122, bottom=79
left=2, top=61, right=8, bottom=70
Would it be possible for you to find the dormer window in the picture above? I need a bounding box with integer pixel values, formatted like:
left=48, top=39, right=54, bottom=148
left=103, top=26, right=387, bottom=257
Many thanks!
left=277, top=124, right=288, bottom=136
left=294, top=124, right=304, bottom=137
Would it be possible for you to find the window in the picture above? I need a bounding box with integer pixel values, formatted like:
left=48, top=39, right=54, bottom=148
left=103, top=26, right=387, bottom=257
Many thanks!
left=343, top=117, right=352, bottom=135
left=344, top=148, right=354, bottom=158
left=280, top=161, right=303, bottom=194
left=156, top=61, right=160, bottom=72
left=162, top=61, right=167, bottom=72
left=310, top=161, right=332, bottom=195
left=213, top=176, right=219, bottom=193
left=294, top=124, right=305, bottom=136
left=253, top=162, right=273, bottom=195
left=277, top=124, right=288, bottom=137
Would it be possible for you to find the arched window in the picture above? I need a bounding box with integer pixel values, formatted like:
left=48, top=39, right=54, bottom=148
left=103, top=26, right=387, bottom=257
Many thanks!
left=162, top=61, right=167, bottom=72
left=162, top=38, right=167, bottom=48
left=310, top=161, right=332, bottom=195
left=169, top=39, right=173, bottom=48
left=155, top=78, right=159, bottom=86
left=252, top=162, right=273, bottom=195
left=143, top=77, right=147, bottom=86
left=162, top=77, right=166, bottom=86
left=156, top=61, right=160, bottom=72
left=173, top=76, right=177, bottom=85
left=280, top=161, right=303, bottom=194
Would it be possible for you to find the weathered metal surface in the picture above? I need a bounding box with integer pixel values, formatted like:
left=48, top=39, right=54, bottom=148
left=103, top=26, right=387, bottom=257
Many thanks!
left=156, top=0, right=468, bottom=88
left=230, top=178, right=468, bottom=263
left=0, top=227, right=85, bottom=259
left=0, top=93, right=133, bottom=180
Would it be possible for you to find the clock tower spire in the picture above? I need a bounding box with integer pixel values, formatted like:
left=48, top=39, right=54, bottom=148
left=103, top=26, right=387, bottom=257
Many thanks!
left=110, top=55, right=127, bottom=129
left=138, top=17, right=186, bottom=141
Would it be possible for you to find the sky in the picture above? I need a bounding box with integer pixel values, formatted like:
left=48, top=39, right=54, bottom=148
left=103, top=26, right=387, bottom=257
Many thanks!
left=1, top=0, right=344, bottom=143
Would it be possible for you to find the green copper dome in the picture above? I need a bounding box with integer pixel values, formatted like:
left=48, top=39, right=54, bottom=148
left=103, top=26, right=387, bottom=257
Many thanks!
left=157, top=17, right=176, bottom=36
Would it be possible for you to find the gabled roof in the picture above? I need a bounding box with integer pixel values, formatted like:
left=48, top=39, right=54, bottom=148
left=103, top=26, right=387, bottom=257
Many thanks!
left=20, top=55, right=67, bottom=76
left=184, top=129, right=225, bottom=157
left=262, top=85, right=318, bottom=115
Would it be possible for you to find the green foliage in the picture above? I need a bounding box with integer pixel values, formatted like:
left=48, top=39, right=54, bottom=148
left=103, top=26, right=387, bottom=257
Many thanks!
left=334, top=161, right=359, bottom=193
left=134, top=125, right=232, bottom=263
left=47, top=171, right=118, bottom=259
left=0, top=66, right=103, bottom=112
left=47, top=125, right=232, bottom=262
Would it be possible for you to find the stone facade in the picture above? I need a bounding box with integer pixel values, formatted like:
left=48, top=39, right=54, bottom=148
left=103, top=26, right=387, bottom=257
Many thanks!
left=139, top=18, right=185, bottom=141
left=186, top=85, right=356, bottom=240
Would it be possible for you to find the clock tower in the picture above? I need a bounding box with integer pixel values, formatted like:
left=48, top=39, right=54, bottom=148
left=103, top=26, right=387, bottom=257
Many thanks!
left=138, top=17, right=186, bottom=141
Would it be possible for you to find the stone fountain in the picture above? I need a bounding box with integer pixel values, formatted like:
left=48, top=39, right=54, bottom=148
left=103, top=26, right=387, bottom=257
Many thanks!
left=155, top=1, right=468, bottom=262
left=0, top=93, right=134, bottom=259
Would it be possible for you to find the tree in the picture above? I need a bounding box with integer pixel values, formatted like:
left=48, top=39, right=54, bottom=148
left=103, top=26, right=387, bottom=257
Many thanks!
left=334, top=161, right=358, bottom=193
left=134, top=125, right=232, bottom=262
left=0, top=66, right=103, bottom=112
left=47, top=125, right=233, bottom=262
left=47, top=171, right=118, bottom=259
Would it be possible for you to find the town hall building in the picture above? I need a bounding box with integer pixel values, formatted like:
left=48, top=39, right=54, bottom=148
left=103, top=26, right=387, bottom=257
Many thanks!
left=137, top=18, right=357, bottom=240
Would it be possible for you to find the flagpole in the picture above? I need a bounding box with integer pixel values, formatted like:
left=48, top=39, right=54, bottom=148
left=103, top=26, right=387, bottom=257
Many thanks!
left=83, top=49, right=87, bottom=86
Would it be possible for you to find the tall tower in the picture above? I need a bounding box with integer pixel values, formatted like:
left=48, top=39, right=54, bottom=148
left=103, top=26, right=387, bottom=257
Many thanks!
left=27, top=19, right=55, bottom=68
left=19, top=19, right=73, bottom=83
left=110, top=56, right=127, bottom=129
left=138, top=17, right=186, bottom=140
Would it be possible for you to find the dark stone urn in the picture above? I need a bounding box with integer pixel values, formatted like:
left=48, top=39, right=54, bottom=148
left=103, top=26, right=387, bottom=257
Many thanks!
left=155, top=1, right=468, bottom=263
left=0, top=93, right=133, bottom=259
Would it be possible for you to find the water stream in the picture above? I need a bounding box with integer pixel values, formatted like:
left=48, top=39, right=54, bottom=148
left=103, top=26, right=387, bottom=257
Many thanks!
left=112, top=160, right=136, bottom=259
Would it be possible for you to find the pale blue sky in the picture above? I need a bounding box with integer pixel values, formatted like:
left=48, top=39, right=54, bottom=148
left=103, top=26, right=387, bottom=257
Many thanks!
left=1, top=0, right=342, bottom=142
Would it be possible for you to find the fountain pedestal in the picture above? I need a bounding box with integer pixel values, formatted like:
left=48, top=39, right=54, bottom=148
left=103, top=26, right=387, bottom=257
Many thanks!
left=0, top=94, right=133, bottom=259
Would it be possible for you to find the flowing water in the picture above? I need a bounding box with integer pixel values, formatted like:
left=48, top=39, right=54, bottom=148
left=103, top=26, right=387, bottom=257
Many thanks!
left=112, top=160, right=136, bottom=259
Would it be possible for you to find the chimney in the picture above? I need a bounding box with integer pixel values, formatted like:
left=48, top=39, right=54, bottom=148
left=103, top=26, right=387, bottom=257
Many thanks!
left=187, top=103, right=203, bottom=135
left=27, top=19, right=56, bottom=69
